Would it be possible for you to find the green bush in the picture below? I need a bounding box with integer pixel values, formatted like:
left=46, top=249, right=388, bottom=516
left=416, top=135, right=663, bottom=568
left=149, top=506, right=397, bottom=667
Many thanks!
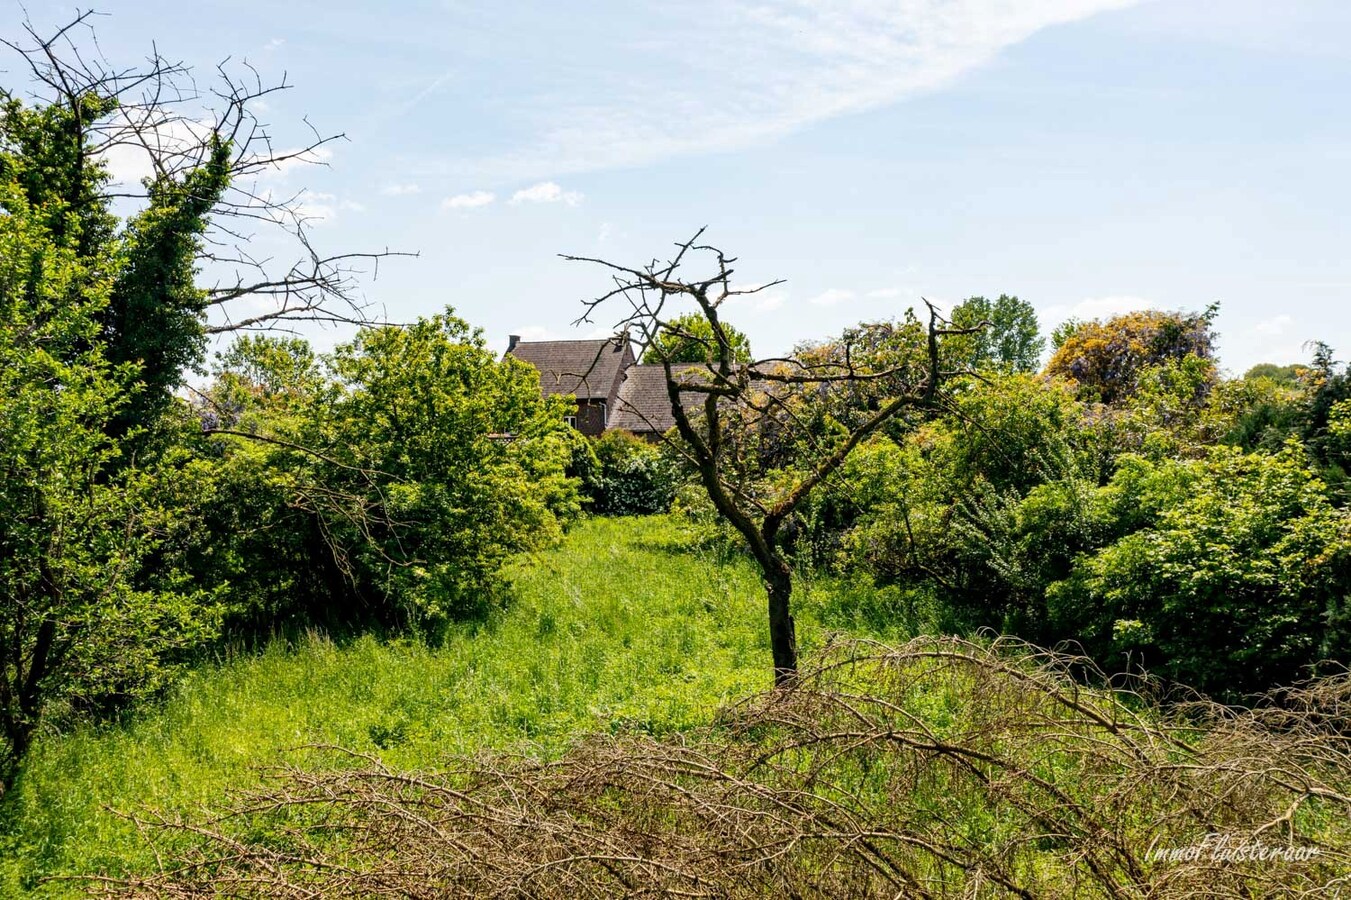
left=578, top=431, right=678, bottom=516
left=190, top=314, right=581, bottom=634
left=1047, top=444, right=1351, bottom=698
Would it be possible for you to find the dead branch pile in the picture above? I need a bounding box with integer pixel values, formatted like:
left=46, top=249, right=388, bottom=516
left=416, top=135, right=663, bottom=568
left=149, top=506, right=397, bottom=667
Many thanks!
left=98, top=637, right=1351, bottom=898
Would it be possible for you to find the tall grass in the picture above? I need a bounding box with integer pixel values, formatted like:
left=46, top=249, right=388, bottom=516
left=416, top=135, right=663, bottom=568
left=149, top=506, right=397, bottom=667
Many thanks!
left=0, top=516, right=867, bottom=895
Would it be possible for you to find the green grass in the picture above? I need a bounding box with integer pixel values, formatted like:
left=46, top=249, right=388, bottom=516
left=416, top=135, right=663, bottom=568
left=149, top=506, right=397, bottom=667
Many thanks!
left=0, top=515, right=878, bottom=895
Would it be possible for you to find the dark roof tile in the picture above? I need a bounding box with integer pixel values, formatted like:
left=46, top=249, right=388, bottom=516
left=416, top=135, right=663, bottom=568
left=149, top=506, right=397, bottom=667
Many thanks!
left=507, top=338, right=631, bottom=399
left=611, top=364, right=713, bottom=434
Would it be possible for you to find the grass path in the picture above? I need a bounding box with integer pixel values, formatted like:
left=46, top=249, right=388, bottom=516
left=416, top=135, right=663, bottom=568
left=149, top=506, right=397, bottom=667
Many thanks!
left=0, top=516, right=881, bottom=894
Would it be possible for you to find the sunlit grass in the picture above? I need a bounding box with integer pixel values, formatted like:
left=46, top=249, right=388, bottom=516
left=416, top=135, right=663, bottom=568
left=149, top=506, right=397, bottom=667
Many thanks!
left=0, top=515, right=867, bottom=895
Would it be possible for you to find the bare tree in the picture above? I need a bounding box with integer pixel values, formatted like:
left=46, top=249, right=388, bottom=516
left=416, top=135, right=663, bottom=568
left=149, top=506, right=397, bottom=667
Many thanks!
left=565, top=231, right=972, bottom=685
left=1, top=10, right=410, bottom=339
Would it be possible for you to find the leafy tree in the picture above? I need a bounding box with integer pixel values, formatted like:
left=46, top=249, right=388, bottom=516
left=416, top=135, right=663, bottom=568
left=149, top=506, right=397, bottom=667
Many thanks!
left=789, top=314, right=933, bottom=442
left=0, top=13, right=578, bottom=783
left=0, top=13, right=406, bottom=780
left=1105, top=354, right=1221, bottom=458
left=1299, top=343, right=1351, bottom=497
left=0, top=179, right=215, bottom=784
left=1208, top=369, right=1306, bottom=453
left=1244, top=363, right=1303, bottom=386
left=323, top=313, right=581, bottom=623
left=1045, top=306, right=1218, bottom=404
left=1050, top=317, right=1082, bottom=351
left=642, top=313, right=752, bottom=364
left=838, top=373, right=1104, bottom=634
left=1214, top=345, right=1350, bottom=497
left=196, top=315, right=581, bottom=630
left=940, top=373, right=1098, bottom=495
left=946, top=295, right=1044, bottom=373
left=0, top=81, right=229, bottom=437
left=1, top=12, right=398, bottom=441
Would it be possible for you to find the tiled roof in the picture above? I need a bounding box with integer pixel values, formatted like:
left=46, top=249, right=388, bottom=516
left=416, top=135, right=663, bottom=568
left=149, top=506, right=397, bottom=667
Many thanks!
left=610, top=364, right=718, bottom=435
left=507, top=338, right=630, bottom=399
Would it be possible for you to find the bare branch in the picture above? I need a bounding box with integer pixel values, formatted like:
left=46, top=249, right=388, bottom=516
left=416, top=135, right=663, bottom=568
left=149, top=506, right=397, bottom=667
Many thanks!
left=562, top=234, right=957, bottom=684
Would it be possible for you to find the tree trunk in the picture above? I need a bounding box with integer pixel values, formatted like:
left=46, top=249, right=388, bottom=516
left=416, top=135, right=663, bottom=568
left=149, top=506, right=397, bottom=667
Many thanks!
left=766, top=559, right=798, bottom=686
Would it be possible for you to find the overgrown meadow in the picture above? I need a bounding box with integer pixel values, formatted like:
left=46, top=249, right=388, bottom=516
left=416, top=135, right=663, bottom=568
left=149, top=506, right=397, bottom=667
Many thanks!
left=3, top=13, right=1351, bottom=898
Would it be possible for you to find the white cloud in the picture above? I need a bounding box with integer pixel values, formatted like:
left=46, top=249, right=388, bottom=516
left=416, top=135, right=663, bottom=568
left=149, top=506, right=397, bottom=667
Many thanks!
left=254, top=189, right=358, bottom=224
left=293, top=190, right=338, bottom=223
left=809, top=288, right=856, bottom=307
left=441, top=190, right=496, bottom=210
left=100, top=127, right=334, bottom=190
left=1253, top=314, right=1293, bottom=336
left=513, top=325, right=563, bottom=343
left=380, top=183, right=422, bottom=196
left=257, top=146, right=335, bottom=181
left=94, top=115, right=216, bottom=186
left=866, top=287, right=904, bottom=300
left=509, top=181, right=584, bottom=205
left=438, top=0, right=1143, bottom=180
left=1041, top=295, right=1157, bottom=323
left=755, top=292, right=786, bottom=312
left=727, top=283, right=789, bottom=313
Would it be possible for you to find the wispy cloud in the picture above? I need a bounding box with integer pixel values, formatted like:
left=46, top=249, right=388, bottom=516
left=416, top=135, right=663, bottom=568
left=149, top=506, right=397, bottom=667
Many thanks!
left=809, top=288, right=855, bottom=307
left=514, top=325, right=564, bottom=343
left=293, top=190, right=338, bottom=223
left=257, top=146, right=335, bottom=181
left=866, top=287, right=904, bottom=300
left=727, top=283, right=788, bottom=313
left=441, top=190, right=496, bottom=210
left=755, top=292, right=787, bottom=312
left=94, top=114, right=216, bottom=185
left=433, top=0, right=1142, bottom=180
left=509, top=181, right=583, bottom=205
left=1253, top=314, right=1293, bottom=336
left=1041, top=295, right=1157, bottom=323
left=381, top=183, right=422, bottom=196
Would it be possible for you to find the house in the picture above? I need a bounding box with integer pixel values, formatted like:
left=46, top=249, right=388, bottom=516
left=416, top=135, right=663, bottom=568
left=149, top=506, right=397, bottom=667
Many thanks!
left=505, top=335, right=634, bottom=437
left=505, top=335, right=704, bottom=440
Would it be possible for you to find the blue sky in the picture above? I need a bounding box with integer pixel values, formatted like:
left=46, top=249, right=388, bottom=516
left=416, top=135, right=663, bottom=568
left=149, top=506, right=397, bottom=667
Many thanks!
left=11, top=0, right=1351, bottom=373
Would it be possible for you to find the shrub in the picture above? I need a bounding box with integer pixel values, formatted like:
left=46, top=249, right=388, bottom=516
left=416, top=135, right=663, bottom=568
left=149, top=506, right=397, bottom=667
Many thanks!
left=192, top=314, right=581, bottom=633
left=1048, top=444, right=1351, bottom=698
left=579, top=430, right=678, bottom=516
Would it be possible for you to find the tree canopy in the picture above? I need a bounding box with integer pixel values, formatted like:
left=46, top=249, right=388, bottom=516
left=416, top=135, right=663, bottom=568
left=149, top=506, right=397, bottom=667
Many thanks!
left=1045, top=306, right=1218, bottom=404
left=946, top=294, right=1043, bottom=373
left=641, top=312, right=753, bottom=364
left=0, top=167, right=217, bottom=782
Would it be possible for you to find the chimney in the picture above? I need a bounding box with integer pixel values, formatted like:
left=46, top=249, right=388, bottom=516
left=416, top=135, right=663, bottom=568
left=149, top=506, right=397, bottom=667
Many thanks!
left=507, top=334, right=521, bottom=354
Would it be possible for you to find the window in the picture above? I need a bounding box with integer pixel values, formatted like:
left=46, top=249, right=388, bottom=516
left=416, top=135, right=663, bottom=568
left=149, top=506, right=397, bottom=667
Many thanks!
left=565, top=415, right=577, bottom=428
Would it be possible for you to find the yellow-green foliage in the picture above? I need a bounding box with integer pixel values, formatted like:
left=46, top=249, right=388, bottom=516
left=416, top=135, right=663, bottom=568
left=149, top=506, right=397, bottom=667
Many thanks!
left=0, top=516, right=856, bottom=896
left=1046, top=307, right=1216, bottom=404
